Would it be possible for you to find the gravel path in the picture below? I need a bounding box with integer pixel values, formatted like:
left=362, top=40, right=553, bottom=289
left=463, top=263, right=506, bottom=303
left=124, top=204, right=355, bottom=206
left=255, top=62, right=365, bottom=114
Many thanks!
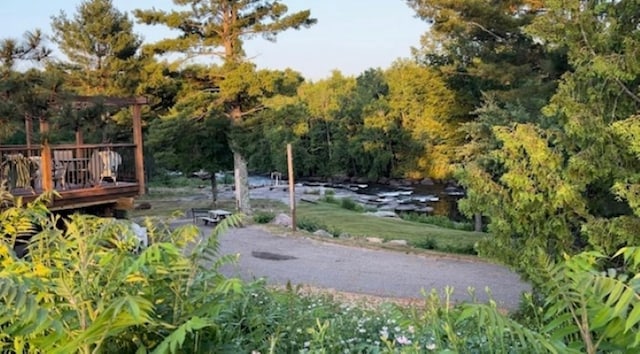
left=216, top=225, right=530, bottom=310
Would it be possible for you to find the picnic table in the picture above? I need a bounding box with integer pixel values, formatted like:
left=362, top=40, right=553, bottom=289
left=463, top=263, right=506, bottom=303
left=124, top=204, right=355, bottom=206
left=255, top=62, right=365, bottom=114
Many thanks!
left=193, top=208, right=232, bottom=226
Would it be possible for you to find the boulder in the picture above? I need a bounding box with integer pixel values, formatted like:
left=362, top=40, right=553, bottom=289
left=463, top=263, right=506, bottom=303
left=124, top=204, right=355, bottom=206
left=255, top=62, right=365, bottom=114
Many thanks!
left=389, top=179, right=402, bottom=187
left=339, top=232, right=351, bottom=239
left=368, top=211, right=399, bottom=218
left=272, top=213, right=293, bottom=228
left=378, top=177, right=390, bottom=185
left=134, top=202, right=151, bottom=210
left=387, top=239, right=408, bottom=246
left=313, top=229, right=333, bottom=238
left=420, top=178, right=434, bottom=185
left=366, top=237, right=384, bottom=244
left=416, top=206, right=435, bottom=213
left=395, top=205, right=417, bottom=212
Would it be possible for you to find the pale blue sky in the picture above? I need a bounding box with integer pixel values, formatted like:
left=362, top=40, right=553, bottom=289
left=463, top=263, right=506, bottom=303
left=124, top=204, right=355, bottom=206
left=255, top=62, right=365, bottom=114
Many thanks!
left=0, top=0, right=427, bottom=80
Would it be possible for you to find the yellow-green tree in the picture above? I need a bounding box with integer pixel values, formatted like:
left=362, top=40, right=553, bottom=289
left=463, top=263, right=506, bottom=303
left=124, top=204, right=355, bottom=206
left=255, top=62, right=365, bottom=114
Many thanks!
left=385, top=61, right=459, bottom=179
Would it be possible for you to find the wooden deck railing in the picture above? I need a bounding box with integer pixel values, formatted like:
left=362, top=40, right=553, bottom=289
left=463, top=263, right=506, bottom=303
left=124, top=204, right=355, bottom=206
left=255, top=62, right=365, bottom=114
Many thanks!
left=1, top=143, right=139, bottom=196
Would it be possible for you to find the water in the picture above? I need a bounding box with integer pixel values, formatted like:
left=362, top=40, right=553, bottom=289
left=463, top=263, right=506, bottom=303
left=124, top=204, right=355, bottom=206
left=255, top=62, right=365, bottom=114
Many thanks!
left=356, top=183, right=465, bottom=220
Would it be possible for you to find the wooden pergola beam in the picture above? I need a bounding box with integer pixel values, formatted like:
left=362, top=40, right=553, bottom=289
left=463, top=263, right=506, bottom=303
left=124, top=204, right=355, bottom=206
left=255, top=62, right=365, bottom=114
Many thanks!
left=47, top=95, right=149, bottom=107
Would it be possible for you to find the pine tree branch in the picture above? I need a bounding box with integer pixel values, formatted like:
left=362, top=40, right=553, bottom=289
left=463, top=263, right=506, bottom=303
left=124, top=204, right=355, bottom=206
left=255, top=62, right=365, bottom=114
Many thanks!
left=579, top=22, right=640, bottom=106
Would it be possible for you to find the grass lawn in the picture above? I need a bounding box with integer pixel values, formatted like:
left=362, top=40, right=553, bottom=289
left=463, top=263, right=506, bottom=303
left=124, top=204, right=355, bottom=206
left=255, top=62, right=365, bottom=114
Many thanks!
left=131, top=187, right=484, bottom=255
left=297, top=201, right=485, bottom=253
left=130, top=187, right=285, bottom=218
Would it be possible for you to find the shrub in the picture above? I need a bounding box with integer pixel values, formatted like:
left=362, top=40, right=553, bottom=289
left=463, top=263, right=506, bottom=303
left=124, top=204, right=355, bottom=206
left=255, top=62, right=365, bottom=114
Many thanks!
left=414, top=237, right=437, bottom=250
left=296, top=217, right=328, bottom=233
left=400, top=213, right=474, bottom=231
left=322, top=194, right=337, bottom=204
left=340, top=197, right=359, bottom=211
left=0, top=193, right=244, bottom=353
left=253, top=211, right=276, bottom=224
left=324, top=188, right=335, bottom=196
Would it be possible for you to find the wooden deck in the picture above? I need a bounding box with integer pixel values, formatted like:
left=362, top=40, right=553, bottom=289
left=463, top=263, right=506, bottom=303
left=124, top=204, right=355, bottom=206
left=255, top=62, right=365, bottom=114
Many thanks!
left=10, top=182, right=140, bottom=211
left=1, top=144, right=143, bottom=212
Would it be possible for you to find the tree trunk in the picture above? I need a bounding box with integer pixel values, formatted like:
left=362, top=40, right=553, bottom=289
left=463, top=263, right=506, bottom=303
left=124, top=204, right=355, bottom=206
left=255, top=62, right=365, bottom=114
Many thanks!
left=210, top=173, right=217, bottom=207
left=474, top=213, right=483, bottom=232
left=234, top=150, right=251, bottom=213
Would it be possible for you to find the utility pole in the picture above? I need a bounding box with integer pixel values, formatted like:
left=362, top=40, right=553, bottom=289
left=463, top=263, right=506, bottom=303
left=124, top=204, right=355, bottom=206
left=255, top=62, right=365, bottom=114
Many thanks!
left=287, top=143, right=296, bottom=231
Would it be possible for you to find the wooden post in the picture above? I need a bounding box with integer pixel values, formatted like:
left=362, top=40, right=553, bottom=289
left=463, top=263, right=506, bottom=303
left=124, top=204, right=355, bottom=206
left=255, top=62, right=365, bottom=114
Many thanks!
left=39, top=118, right=53, bottom=192
left=25, top=114, right=32, bottom=151
left=132, top=103, right=145, bottom=195
left=287, top=143, right=296, bottom=231
left=75, top=129, right=84, bottom=158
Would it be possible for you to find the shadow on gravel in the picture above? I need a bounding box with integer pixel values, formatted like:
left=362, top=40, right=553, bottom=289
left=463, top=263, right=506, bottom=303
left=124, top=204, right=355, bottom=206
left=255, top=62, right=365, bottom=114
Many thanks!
left=251, top=251, right=297, bottom=261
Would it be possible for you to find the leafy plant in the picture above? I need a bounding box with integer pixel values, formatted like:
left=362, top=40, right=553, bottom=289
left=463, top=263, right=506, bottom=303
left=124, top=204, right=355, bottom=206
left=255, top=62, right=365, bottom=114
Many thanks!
left=253, top=211, right=275, bottom=224
left=296, top=217, right=328, bottom=233
left=537, top=247, right=640, bottom=353
left=0, top=197, right=244, bottom=353
left=400, top=213, right=474, bottom=231
left=322, top=194, right=337, bottom=204
left=414, top=237, right=437, bottom=250
left=340, top=197, right=364, bottom=212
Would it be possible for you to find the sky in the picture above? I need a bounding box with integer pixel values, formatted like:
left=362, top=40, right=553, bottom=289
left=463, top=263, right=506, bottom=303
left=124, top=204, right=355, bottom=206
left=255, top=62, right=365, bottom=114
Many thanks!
left=0, top=0, right=428, bottom=80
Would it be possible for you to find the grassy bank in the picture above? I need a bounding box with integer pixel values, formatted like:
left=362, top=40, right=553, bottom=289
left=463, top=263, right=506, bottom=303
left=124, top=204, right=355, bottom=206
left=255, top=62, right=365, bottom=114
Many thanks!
left=297, top=201, right=484, bottom=254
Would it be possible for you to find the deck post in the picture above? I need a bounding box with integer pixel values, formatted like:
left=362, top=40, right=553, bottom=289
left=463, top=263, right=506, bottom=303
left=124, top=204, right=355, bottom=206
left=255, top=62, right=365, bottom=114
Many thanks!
left=132, top=103, right=145, bottom=195
left=39, top=118, right=53, bottom=192
left=25, top=114, right=33, bottom=151
left=75, top=129, right=84, bottom=158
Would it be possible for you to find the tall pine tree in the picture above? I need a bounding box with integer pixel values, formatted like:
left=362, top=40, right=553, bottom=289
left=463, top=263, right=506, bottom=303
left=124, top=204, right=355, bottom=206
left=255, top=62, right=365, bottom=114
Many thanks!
left=134, top=0, right=315, bottom=213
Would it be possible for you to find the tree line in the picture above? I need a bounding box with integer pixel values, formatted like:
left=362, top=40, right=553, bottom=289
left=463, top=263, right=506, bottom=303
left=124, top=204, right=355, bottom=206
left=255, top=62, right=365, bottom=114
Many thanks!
left=1, top=0, right=639, bottom=281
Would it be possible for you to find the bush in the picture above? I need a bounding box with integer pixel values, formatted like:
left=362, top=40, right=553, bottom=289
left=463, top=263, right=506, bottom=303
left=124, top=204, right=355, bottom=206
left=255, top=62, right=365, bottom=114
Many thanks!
left=322, top=194, right=337, bottom=204
left=0, top=193, right=245, bottom=353
left=414, top=237, right=437, bottom=250
left=296, top=217, right=328, bottom=233
left=400, top=213, right=474, bottom=231
left=340, top=197, right=360, bottom=211
left=253, top=211, right=276, bottom=224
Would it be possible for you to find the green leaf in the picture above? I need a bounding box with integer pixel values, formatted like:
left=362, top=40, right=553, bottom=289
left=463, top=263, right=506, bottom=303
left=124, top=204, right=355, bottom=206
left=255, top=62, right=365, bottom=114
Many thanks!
left=625, top=305, right=640, bottom=332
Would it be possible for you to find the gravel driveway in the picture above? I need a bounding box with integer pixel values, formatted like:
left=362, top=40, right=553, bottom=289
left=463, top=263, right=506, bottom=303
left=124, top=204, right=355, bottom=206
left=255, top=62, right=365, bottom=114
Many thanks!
left=215, top=225, right=530, bottom=310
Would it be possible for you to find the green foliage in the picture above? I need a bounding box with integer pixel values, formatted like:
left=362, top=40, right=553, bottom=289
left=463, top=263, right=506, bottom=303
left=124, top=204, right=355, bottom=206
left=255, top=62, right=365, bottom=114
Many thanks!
left=2, top=184, right=640, bottom=352
left=339, top=197, right=361, bottom=211
left=400, top=213, right=474, bottom=231
left=51, top=0, right=142, bottom=97
left=147, top=110, right=233, bottom=176
left=321, top=194, right=337, bottom=204
left=413, top=236, right=437, bottom=250
left=537, top=247, right=640, bottom=353
left=253, top=211, right=275, bottom=224
left=295, top=217, right=329, bottom=234
left=453, top=0, right=640, bottom=283
left=0, top=197, right=244, bottom=353
left=0, top=29, right=50, bottom=70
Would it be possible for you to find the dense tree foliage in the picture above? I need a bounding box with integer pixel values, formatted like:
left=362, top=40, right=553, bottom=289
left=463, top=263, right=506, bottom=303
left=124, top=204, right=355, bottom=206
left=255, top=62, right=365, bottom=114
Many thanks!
left=134, top=0, right=315, bottom=213
left=443, top=0, right=640, bottom=280
left=50, top=0, right=145, bottom=143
